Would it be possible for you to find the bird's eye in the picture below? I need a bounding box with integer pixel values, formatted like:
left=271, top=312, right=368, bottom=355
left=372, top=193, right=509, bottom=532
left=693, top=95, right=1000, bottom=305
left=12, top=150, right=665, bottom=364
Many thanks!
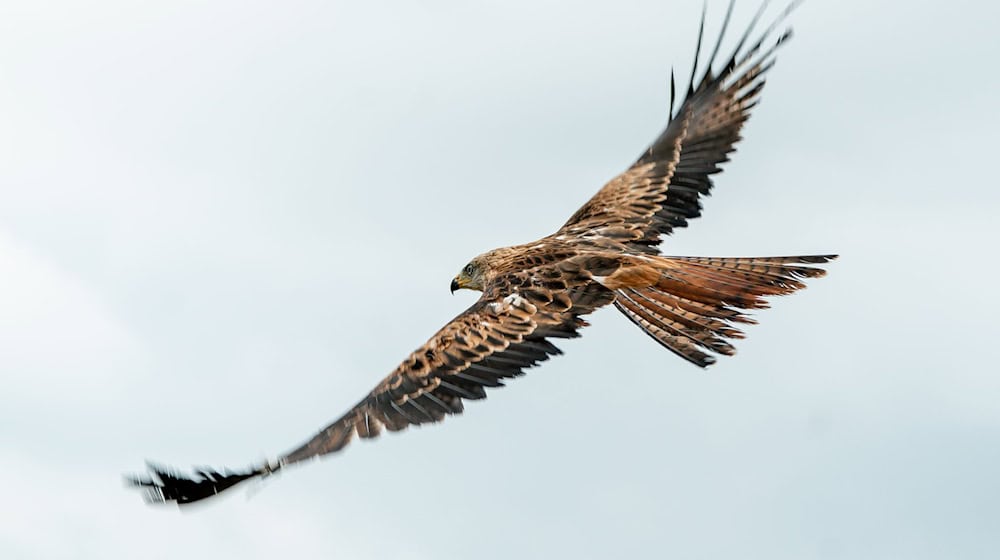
left=464, top=264, right=474, bottom=275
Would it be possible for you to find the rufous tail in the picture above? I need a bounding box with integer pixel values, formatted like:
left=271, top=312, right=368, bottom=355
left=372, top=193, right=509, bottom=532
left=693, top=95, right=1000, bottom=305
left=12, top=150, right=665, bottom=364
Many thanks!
left=613, top=255, right=836, bottom=367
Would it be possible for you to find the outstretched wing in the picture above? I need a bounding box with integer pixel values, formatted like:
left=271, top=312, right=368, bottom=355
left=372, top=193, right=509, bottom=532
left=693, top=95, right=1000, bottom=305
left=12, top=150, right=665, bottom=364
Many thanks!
left=278, top=284, right=603, bottom=465
left=559, top=1, right=798, bottom=252
left=130, top=270, right=616, bottom=505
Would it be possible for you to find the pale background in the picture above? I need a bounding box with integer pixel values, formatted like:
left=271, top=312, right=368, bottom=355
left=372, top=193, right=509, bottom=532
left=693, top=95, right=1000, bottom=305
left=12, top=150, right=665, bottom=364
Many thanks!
left=1, top=1, right=998, bottom=558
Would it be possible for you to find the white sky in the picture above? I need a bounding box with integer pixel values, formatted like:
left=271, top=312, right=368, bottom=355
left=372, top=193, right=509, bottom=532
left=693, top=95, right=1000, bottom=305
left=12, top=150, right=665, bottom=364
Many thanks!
left=1, top=0, right=999, bottom=558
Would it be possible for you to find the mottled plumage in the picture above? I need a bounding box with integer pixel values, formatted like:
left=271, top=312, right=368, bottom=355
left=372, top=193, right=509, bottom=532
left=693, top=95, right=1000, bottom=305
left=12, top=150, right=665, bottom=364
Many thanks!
left=130, top=0, right=835, bottom=506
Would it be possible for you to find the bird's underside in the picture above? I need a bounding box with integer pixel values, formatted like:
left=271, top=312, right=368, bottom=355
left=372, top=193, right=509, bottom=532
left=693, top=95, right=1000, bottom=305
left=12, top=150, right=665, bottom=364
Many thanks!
left=130, top=0, right=836, bottom=506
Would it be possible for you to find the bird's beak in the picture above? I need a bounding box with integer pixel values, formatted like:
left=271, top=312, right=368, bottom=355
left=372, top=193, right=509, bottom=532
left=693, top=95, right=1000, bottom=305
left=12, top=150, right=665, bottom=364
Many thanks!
left=450, top=277, right=460, bottom=294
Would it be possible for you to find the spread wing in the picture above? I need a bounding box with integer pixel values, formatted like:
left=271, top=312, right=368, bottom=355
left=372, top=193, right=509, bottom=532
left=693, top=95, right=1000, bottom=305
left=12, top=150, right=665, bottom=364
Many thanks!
left=277, top=280, right=610, bottom=465
left=559, top=1, right=798, bottom=252
left=130, top=267, right=616, bottom=505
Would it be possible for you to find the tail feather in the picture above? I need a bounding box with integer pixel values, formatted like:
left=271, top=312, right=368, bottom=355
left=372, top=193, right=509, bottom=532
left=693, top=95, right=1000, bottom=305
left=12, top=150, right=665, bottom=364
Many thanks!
left=627, top=288, right=741, bottom=350
left=624, top=293, right=736, bottom=357
left=638, top=284, right=757, bottom=324
left=616, top=292, right=721, bottom=367
left=614, top=254, right=836, bottom=367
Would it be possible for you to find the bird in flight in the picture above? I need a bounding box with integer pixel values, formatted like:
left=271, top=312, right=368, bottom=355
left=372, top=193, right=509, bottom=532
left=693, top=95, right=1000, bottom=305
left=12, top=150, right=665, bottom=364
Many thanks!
left=130, top=0, right=835, bottom=505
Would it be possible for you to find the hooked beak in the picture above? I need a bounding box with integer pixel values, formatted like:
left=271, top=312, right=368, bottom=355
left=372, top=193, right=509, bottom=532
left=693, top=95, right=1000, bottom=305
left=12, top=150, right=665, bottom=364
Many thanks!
left=450, top=277, right=460, bottom=294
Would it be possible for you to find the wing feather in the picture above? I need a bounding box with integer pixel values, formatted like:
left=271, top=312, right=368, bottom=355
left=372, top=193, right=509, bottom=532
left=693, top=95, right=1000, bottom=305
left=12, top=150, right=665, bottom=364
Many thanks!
left=278, top=279, right=612, bottom=465
left=558, top=2, right=799, bottom=252
left=130, top=270, right=616, bottom=504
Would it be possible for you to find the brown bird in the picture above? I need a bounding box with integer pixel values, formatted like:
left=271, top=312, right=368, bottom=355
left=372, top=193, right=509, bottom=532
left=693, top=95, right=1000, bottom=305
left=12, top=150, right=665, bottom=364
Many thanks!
left=130, top=0, right=835, bottom=505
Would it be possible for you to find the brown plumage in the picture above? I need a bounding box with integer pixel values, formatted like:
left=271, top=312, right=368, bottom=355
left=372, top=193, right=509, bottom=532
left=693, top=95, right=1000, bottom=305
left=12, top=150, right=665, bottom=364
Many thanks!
left=129, top=0, right=836, bottom=505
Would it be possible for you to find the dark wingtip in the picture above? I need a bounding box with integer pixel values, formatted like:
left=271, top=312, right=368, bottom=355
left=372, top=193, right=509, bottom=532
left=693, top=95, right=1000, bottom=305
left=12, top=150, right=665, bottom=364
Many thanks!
left=668, top=67, right=677, bottom=122
left=688, top=1, right=708, bottom=96
left=127, top=461, right=275, bottom=505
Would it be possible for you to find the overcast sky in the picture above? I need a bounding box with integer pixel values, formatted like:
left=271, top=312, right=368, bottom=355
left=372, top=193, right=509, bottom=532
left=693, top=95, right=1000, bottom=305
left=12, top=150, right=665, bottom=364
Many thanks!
left=2, top=0, right=999, bottom=558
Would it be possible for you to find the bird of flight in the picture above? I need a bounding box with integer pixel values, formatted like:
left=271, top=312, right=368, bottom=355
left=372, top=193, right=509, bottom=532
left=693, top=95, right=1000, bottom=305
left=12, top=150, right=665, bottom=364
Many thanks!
left=130, top=0, right=835, bottom=505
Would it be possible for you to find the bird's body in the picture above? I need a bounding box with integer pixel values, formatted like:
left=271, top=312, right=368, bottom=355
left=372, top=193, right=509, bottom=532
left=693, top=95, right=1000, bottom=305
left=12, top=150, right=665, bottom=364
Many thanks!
left=131, top=0, right=836, bottom=505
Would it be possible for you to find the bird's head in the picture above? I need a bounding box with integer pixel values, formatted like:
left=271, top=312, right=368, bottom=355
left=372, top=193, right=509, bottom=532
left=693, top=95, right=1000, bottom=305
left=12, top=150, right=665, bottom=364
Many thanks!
left=451, top=255, right=488, bottom=294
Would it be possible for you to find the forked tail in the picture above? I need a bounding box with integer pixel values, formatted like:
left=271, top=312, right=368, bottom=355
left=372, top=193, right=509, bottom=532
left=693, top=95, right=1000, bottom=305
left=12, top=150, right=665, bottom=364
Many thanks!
left=613, top=255, right=836, bottom=367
